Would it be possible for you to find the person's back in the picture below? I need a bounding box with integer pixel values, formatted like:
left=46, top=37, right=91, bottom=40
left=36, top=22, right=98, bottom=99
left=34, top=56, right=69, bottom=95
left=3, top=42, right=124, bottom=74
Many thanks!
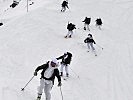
left=67, top=23, right=72, bottom=31
left=62, top=0, right=68, bottom=7
left=68, top=23, right=76, bottom=31
left=10, top=0, right=19, bottom=8
left=85, top=17, right=91, bottom=24
left=0, top=22, right=3, bottom=26
left=64, top=52, right=72, bottom=64
left=96, top=18, right=102, bottom=25
left=84, top=36, right=95, bottom=44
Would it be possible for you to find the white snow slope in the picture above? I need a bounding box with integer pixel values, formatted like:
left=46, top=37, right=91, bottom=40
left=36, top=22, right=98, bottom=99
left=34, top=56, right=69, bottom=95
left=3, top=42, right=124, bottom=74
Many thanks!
left=0, top=0, right=133, bottom=100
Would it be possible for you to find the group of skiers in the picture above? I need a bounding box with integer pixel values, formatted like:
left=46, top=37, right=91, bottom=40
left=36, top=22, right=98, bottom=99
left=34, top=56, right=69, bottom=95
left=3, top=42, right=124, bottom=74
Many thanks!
left=64, top=16, right=102, bottom=38
left=26, top=0, right=102, bottom=100
left=82, top=17, right=103, bottom=31
left=33, top=1, right=103, bottom=100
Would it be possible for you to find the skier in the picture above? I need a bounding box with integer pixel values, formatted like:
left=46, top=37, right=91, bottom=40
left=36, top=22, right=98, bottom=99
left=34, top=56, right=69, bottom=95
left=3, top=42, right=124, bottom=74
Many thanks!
left=95, top=18, right=103, bottom=30
left=10, top=0, right=19, bottom=8
left=82, top=17, right=91, bottom=31
left=65, top=22, right=76, bottom=38
left=61, top=0, right=69, bottom=12
left=0, top=22, right=3, bottom=26
left=34, top=58, right=62, bottom=100
left=84, top=33, right=96, bottom=53
left=56, top=52, right=72, bottom=77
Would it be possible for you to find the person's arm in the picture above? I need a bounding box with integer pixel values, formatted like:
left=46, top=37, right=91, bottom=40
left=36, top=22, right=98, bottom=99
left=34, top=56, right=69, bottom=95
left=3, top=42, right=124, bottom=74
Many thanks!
left=56, top=55, right=64, bottom=60
left=93, top=39, right=96, bottom=44
left=34, top=63, right=47, bottom=76
left=84, top=38, right=88, bottom=43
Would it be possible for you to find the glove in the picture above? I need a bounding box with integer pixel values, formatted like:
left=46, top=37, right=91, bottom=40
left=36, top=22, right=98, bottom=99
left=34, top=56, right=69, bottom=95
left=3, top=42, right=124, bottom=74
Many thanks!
left=34, top=71, right=37, bottom=76
left=58, top=81, right=62, bottom=87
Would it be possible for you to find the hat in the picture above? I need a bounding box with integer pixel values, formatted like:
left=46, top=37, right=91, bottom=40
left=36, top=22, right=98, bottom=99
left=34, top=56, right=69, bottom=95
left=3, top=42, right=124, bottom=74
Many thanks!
left=64, top=52, right=67, bottom=55
left=88, top=33, right=92, bottom=37
left=51, top=58, right=58, bottom=64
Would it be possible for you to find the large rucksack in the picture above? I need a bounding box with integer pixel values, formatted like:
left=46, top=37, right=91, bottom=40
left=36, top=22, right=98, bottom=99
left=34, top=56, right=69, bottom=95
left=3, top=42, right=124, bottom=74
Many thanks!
left=86, top=18, right=91, bottom=24
left=96, top=19, right=102, bottom=25
left=62, top=1, right=68, bottom=7
left=0, top=23, right=3, bottom=26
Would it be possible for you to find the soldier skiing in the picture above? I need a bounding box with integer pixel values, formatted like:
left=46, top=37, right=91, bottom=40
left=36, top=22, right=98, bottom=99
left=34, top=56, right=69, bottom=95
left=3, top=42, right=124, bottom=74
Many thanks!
left=65, top=22, right=76, bottom=38
left=95, top=18, right=103, bottom=30
left=34, top=58, right=62, bottom=100
left=82, top=17, right=91, bottom=31
left=84, top=33, right=97, bottom=56
left=56, top=52, right=72, bottom=77
left=61, top=0, right=69, bottom=12
left=10, top=0, right=19, bottom=8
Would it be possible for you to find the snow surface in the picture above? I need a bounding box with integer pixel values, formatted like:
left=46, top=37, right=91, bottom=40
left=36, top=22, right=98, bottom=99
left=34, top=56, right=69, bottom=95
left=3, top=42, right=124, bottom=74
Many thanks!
left=0, top=0, right=133, bottom=100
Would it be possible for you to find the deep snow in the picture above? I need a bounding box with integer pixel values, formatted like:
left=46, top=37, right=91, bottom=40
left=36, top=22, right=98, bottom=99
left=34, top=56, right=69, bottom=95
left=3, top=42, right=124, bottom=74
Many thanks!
left=0, top=0, right=133, bottom=100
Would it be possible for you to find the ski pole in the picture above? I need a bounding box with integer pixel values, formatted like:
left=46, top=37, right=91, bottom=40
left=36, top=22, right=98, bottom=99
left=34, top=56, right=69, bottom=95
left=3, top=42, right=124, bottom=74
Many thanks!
left=21, top=75, right=34, bottom=91
left=69, top=67, right=80, bottom=78
left=96, top=44, right=103, bottom=50
left=60, top=86, right=64, bottom=100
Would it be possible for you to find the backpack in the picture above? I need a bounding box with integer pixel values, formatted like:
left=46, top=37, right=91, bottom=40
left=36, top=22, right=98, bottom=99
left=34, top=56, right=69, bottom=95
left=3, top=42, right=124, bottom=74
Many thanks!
left=67, top=52, right=72, bottom=58
left=62, top=1, right=68, bottom=7
left=86, top=18, right=91, bottom=24
left=0, top=23, right=3, bottom=26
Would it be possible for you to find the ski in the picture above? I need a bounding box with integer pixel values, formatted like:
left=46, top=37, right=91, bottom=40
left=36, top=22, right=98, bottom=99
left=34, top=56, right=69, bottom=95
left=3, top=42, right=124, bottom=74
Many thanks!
left=64, top=37, right=72, bottom=39
left=61, top=76, right=69, bottom=80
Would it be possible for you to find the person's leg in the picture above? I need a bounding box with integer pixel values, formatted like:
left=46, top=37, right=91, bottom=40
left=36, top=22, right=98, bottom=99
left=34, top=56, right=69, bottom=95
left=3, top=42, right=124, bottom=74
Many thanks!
left=69, top=31, right=73, bottom=38
left=60, top=64, right=65, bottom=76
left=65, top=30, right=70, bottom=38
left=87, top=43, right=90, bottom=51
left=65, top=65, right=69, bottom=77
left=84, top=23, right=86, bottom=30
left=90, top=43, right=95, bottom=51
left=44, top=82, right=53, bottom=100
left=37, top=79, right=45, bottom=99
left=87, top=24, right=90, bottom=31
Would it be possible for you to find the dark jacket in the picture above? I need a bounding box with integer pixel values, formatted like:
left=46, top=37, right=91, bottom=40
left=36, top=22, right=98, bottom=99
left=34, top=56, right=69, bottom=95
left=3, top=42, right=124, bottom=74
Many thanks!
left=62, top=1, right=68, bottom=8
left=83, top=17, right=91, bottom=24
left=96, top=18, right=102, bottom=25
left=56, top=52, right=72, bottom=65
left=84, top=37, right=96, bottom=44
left=67, top=23, right=76, bottom=31
left=10, top=1, right=19, bottom=8
left=35, top=61, right=61, bottom=84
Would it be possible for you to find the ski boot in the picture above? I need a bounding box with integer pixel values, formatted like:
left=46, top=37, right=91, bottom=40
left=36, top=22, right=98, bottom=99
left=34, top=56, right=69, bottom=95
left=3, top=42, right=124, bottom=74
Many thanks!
left=84, top=27, right=86, bottom=30
left=69, top=35, right=71, bottom=38
left=66, top=73, right=69, bottom=77
left=60, top=72, right=63, bottom=76
left=36, top=94, right=42, bottom=100
left=64, top=36, right=67, bottom=38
